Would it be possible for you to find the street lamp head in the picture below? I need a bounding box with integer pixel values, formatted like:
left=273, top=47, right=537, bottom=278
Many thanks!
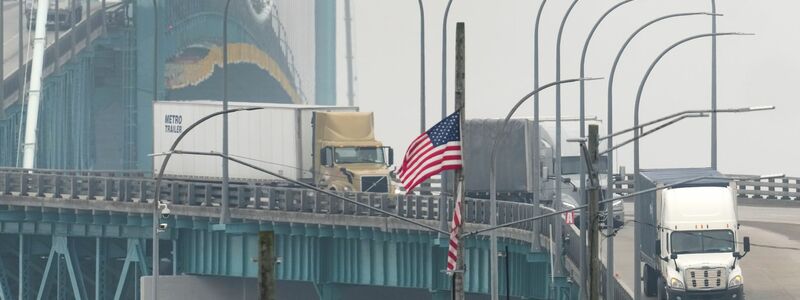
left=567, top=138, right=587, bottom=143
left=759, top=174, right=785, bottom=180
left=746, top=105, right=775, bottom=112
left=702, top=13, right=725, bottom=16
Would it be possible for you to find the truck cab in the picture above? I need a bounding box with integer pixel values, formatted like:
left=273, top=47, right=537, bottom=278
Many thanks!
left=313, top=112, right=395, bottom=193
left=639, top=169, right=750, bottom=300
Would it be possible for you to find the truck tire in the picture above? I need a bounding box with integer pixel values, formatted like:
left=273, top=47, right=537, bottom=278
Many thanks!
left=643, top=265, right=658, bottom=297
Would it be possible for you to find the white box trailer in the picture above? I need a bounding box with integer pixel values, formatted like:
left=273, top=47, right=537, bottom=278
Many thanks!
left=153, top=101, right=356, bottom=182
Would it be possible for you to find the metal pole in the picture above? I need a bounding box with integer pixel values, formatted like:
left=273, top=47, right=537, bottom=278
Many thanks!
left=344, top=0, right=355, bottom=106
left=578, top=2, right=632, bottom=295
left=16, top=0, right=22, bottom=165
left=505, top=245, right=510, bottom=300
left=439, top=0, right=454, bottom=238
left=21, top=0, right=51, bottom=168
left=417, top=0, right=426, bottom=133
left=711, top=0, right=718, bottom=169
left=554, top=0, right=579, bottom=279
left=489, top=77, right=598, bottom=300
left=221, top=0, right=232, bottom=225
left=632, top=32, right=747, bottom=300
left=0, top=0, right=4, bottom=107
left=453, top=21, right=466, bottom=300
left=531, top=0, right=545, bottom=253
left=151, top=1, right=159, bottom=299
left=586, top=125, right=600, bottom=300
left=606, top=13, right=714, bottom=300
left=55, top=0, right=60, bottom=73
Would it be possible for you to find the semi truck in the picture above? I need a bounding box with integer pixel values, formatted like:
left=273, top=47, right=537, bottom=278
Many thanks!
left=461, top=118, right=623, bottom=227
left=637, top=168, right=750, bottom=299
left=25, top=0, right=83, bottom=30
left=152, top=101, right=395, bottom=193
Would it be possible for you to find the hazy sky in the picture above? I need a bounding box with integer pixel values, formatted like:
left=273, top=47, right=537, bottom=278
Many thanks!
left=334, top=0, right=800, bottom=177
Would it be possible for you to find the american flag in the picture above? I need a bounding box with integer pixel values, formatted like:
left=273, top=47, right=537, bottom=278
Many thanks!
left=447, top=181, right=464, bottom=273
left=397, top=111, right=463, bottom=193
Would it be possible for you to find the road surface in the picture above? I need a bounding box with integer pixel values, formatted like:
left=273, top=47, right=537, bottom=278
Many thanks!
left=602, top=202, right=800, bottom=299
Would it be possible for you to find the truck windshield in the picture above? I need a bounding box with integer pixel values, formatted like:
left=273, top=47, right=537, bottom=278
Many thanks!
left=671, top=230, right=735, bottom=254
left=334, top=147, right=385, bottom=164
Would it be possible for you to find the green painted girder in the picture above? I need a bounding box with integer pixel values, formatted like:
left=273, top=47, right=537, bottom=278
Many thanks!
left=35, top=236, right=88, bottom=300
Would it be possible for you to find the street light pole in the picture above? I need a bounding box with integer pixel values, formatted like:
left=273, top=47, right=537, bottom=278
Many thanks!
left=151, top=1, right=159, bottom=299
left=711, top=0, right=718, bottom=169
left=417, top=0, right=426, bottom=133
left=531, top=0, right=546, bottom=253
left=632, top=32, right=751, bottom=300
left=605, top=15, right=715, bottom=297
left=489, top=77, right=601, bottom=300
left=439, top=0, right=455, bottom=238
left=577, top=2, right=633, bottom=294
left=554, top=0, right=579, bottom=280
left=221, top=0, right=232, bottom=225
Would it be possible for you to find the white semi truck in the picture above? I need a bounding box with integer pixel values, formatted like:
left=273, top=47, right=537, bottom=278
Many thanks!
left=638, top=168, right=750, bottom=299
left=153, top=101, right=396, bottom=193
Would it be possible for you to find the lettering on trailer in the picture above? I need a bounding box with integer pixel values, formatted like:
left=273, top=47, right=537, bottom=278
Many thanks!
left=165, top=114, right=183, bottom=133
left=565, top=211, right=575, bottom=225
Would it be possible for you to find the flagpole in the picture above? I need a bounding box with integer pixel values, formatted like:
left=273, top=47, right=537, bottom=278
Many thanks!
left=452, top=22, right=467, bottom=300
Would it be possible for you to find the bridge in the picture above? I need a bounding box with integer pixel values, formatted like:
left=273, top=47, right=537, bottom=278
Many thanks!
left=0, top=1, right=796, bottom=299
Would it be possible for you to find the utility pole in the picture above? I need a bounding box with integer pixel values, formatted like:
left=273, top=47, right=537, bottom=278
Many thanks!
left=452, top=21, right=466, bottom=300
left=586, top=125, right=601, bottom=300
left=259, top=231, right=276, bottom=300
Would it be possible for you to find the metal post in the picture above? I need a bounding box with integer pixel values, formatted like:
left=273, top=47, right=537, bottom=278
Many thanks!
left=417, top=0, right=426, bottom=133
left=0, top=0, right=4, bottom=107
left=21, top=0, right=50, bottom=168
left=587, top=125, right=600, bottom=300
left=15, top=0, right=22, bottom=166
left=439, top=0, right=454, bottom=238
left=221, top=0, right=232, bottom=225
left=531, top=0, right=545, bottom=253
left=453, top=22, right=466, bottom=300
left=554, top=0, right=579, bottom=278
left=578, top=2, right=632, bottom=294
left=259, top=231, right=276, bottom=300
left=344, top=0, right=355, bottom=106
left=633, top=32, right=746, bottom=300
left=505, top=245, right=510, bottom=300
left=711, top=0, right=718, bottom=169
left=151, top=1, right=160, bottom=299
left=605, top=12, right=713, bottom=300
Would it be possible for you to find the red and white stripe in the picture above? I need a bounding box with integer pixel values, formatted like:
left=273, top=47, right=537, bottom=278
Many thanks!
left=397, top=136, right=462, bottom=193
left=446, top=182, right=464, bottom=273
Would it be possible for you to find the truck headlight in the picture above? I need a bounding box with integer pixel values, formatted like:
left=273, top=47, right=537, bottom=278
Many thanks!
left=669, top=277, right=685, bottom=289
left=729, top=275, right=743, bottom=287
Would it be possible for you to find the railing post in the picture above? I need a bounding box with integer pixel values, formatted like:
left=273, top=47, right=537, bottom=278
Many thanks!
left=35, top=174, right=44, bottom=197
left=253, top=187, right=262, bottom=209
left=70, top=176, right=78, bottom=199
left=86, top=177, right=95, bottom=200
left=187, top=183, right=196, bottom=206
left=1, top=173, right=9, bottom=195
left=53, top=175, right=62, bottom=199
left=103, top=178, right=113, bottom=201
left=19, top=173, right=28, bottom=196
left=204, top=183, right=212, bottom=207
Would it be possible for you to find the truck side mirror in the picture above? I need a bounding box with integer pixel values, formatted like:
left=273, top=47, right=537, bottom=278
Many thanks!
left=655, top=240, right=662, bottom=256
left=320, top=148, right=332, bottom=166
left=388, top=148, right=394, bottom=165
left=670, top=253, right=678, bottom=260
left=743, top=236, right=751, bottom=253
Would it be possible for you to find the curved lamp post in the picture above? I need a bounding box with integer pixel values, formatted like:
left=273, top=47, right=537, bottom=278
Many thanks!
left=553, top=1, right=579, bottom=283
left=417, top=0, right=426, bottom=133
left=489, top=77, right=602, bottom=300
left=439, top=0, right=455, bottom=237
left=605, top=12, right=716, bottom=299
left=151, top=0, right=159, bottom=299
left=221, top=0, right=232, bottom=225
left=531, top=0, right=546, bottom=253
left=632, top=32, right=751, bottom=300
left=577, top=1, right=634, bottom=292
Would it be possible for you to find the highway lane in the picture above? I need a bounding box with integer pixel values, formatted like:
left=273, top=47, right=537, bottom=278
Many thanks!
left=601, top=202, right=800, bottom=299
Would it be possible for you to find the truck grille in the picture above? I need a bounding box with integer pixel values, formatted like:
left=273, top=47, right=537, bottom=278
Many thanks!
left=685, top=267, right=727, bottom=291
left=361, top=176, right=388, bottom=193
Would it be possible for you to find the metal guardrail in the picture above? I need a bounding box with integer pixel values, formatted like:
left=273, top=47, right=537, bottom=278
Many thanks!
left=613, top=173, right=800, bottom=202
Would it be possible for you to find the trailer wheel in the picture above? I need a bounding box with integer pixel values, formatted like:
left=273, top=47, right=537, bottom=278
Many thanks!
left=643, top=265, right=658, bottom=297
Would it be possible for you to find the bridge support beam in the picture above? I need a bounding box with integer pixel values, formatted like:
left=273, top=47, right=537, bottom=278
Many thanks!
left=18, top=235, right=30, bottom=300
left=94, top=238, right=107, bottom=300
left=35, top=236, right=88, bottom=300
left=113, top=239, right=149, bottom=300
left=0, top=247, right=11, bottom=300
left=314, top=283, right=343, bottom=300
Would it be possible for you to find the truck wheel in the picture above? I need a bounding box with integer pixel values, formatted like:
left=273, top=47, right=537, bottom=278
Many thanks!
left=643, top=265, right=658, bottom=297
